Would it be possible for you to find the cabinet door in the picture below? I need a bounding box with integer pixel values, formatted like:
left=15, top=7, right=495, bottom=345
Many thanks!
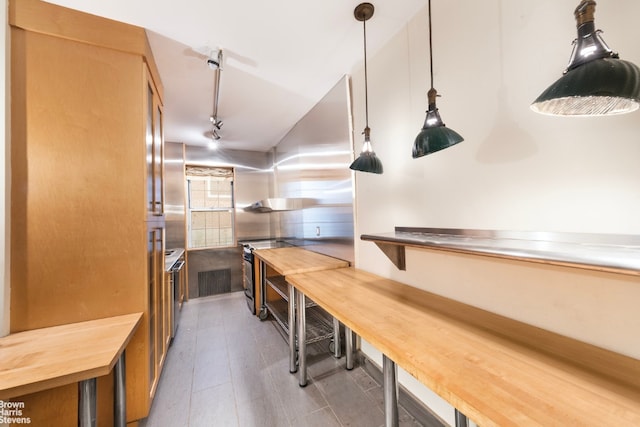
left=148, top=224, right=164, bottom=398
left=146, top=83, right=155, bottom=213
left=179, top=261, right=186, bottom=305
left=146, top=74, right=164, bottom=216
left=154, top=100, right=164, bottom=216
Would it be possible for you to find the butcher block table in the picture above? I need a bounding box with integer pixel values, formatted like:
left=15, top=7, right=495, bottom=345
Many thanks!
left=0, top=312, right=143, bottom=427
left=285, top=267, right=640, bottom=427
left=253, top=247, right=350, bottom=379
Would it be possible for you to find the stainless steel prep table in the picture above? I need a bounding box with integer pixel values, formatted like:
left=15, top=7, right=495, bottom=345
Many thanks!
left=253, top=247, right=349, bottom=381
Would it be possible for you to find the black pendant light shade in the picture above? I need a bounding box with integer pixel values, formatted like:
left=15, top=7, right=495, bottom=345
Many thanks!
left=350, top=127, right=383, bottom=174
left=412, top=0, right=463, bottom=159
left=413, top=89, right=464, bottom=158
left=349, top=3, right=383, bottom=174
left=531, top=0, right=640, bottom=116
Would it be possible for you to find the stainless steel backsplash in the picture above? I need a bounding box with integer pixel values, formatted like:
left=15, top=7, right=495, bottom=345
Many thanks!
left=272, top=76, right=355, bottom=263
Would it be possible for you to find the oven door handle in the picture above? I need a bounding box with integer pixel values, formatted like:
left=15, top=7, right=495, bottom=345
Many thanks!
left=171, top=260, right=185, bottom=272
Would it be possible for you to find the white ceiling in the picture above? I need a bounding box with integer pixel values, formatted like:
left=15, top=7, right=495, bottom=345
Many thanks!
left=45, top=0, right=427, bottom=152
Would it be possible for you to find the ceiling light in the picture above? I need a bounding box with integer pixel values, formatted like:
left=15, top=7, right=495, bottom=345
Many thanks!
left=531, top=0, right=640, bottom=116
left=412, top=0, right=463, bottom=159
left=349, top=2, right=383, bottom=174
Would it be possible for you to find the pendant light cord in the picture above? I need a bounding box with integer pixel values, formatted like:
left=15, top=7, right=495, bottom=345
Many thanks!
left=428, top=0, right=434, bottom=90
left=363, top=17, right=370, bottom=129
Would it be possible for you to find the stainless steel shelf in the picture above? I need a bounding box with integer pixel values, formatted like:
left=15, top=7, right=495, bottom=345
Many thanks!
left=265, top=298, right=289, bottom=335
left=266, top=275, right=317, bottom=308
left=265, top=294, right=333, bottom=345
left=303, top=305, right=334, bottom=344
left=266, top=275, right=289, bottom=301
left=361, top=227, right=640, bottom=276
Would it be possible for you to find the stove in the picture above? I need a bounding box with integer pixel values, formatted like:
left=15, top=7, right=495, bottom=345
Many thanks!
left=244, top=241, right=289, bottom=250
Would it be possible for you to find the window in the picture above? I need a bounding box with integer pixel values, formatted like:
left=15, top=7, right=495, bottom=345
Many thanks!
left=186, top=166, right=235, bottom=249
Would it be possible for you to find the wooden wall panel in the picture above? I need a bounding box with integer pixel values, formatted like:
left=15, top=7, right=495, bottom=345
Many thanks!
left=11, top=31, right=146, bottom=330
left=10, top=3, right=156, bottom=422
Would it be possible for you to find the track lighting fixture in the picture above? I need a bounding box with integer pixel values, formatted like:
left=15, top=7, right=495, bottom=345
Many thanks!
left=208, top=49, right=224, bottom=142
left=210, top=116, right=222, bottom=140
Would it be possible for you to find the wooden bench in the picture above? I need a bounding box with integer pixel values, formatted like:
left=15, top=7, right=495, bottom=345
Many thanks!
left=0, top=313, right=143, bottom=426
left=285, top=267, right=640, bottom=426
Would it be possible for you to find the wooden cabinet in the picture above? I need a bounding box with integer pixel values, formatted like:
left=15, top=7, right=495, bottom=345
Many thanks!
left=9, top=0, right=166, bottom=423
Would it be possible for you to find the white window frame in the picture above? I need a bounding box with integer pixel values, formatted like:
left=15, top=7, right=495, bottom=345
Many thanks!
left=186, top=166, right=236, bottom=249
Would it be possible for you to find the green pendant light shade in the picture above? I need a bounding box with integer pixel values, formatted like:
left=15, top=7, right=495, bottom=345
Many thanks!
left=413, top=89, right=464, bottom=158
left=349, top=3, right=383, bottom=174
left=532, top=58, right=640, bottom=116
left=531, top=0, right=640, bottom=116
left=412, top=0, right=463, bottom=159
left=350, top=127, right=383, bottom=174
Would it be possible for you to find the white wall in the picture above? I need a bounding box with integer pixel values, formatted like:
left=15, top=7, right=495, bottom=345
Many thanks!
left=350, top=1, right=640, bottom=425
left=1, top=0, right=9, bottom=337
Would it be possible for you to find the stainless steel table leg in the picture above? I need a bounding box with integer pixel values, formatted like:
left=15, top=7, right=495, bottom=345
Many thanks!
left=114, top=350, right=126, bottom=427
left=258, top=260, right=268, bottom=320
left=383, top=355, right=399, bottom=427
left=333, top=317, right=341, bottom=358
left=345, top=326, right=354, bottom=370
left=455, top=409, right=469, bottom=427
left=78, top=378, right=97, bottom=427
left=288, top=283, right=297, bottom=373
left=296, top=290, right=307, bottom=387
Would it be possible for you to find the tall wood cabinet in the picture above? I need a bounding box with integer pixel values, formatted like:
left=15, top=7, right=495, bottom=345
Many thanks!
left=9, top=0, right=168, bottom=423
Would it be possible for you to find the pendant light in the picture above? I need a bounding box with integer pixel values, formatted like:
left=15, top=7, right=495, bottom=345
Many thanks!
left=350, top=2, right=383, bottom=174
left=412, top=0, right=463, bottom=159
left=531, top=1, right=640, bottom=116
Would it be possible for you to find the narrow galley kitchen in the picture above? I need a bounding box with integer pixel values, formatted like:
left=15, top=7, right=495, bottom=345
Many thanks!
left=139, top=291, right=427, bottom=427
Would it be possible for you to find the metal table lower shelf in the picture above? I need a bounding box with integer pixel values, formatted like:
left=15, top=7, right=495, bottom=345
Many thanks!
left=266, top=275, right=317, bottom=307
left=264, top=298, right=334, bottom=344
left=262, top=273, right=339, bottom=374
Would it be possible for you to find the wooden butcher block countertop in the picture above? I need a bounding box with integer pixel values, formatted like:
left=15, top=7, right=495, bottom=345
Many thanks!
left=285, top=267, right=640, bottom=427
left=253, top=247, right=349, bottom=275
left=0, top=312, right=143, bottom=399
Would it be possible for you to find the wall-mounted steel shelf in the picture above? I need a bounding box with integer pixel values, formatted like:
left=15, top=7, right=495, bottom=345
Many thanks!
left=361, top=227, right=640, bottom=276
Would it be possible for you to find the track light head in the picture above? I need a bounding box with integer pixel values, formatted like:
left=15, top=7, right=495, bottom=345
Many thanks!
left=209, top=115, right=223, bottom=130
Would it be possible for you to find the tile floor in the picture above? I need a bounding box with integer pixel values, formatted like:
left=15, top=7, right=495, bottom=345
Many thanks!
left=140, top=291, right=426, bottom=427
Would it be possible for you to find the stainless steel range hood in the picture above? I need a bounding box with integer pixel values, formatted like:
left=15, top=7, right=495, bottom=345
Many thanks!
left=244, top=198, right=304, bottom=213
